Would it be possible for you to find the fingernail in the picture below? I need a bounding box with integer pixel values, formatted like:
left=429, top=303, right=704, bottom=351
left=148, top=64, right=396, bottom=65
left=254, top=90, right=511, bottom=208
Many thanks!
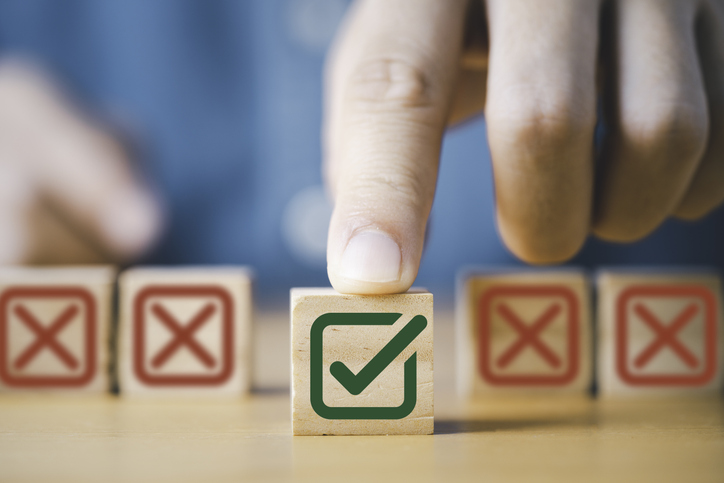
left=340, top=231, right=401, bottom=283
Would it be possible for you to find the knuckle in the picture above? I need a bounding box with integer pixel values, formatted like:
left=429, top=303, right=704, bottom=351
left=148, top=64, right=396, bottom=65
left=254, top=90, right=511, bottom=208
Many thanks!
left=346, top=58, right=432, bottom=110
left=595, top=105, right=711, bottom=242
left=619, top=105, right=708, bottom=162
left=487, top=91, right=595, bottom=157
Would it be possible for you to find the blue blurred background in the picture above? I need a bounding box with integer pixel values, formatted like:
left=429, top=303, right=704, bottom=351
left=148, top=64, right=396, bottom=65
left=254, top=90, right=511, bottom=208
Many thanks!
left=1, top=0, right=722, bottom=305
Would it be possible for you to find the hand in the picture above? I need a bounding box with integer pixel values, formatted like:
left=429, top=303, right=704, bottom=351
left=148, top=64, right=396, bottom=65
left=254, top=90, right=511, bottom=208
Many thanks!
left=324, top=0, right=724, bottom=294
left=0, top=59, right=163, bottom=264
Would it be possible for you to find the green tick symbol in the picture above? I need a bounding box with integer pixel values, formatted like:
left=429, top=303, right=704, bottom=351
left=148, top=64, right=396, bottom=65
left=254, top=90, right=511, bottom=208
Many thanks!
left=329, top=316, right=427, bottom=395
left=310, top=313, right=428, bottom=420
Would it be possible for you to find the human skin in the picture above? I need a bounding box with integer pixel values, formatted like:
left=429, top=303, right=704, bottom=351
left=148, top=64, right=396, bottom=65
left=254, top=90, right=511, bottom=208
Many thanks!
left=0, top=60, right=161, bottom=264
left=324, top=0, right=724, bottom=294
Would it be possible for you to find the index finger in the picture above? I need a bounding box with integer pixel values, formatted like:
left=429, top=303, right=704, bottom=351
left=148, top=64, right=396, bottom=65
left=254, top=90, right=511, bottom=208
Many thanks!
left=325, top=0, right=468, bottom=294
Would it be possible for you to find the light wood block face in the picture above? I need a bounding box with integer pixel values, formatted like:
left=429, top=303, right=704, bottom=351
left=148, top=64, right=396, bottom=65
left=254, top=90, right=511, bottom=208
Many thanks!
left=118, top=267, right=252, bottom=397
left=456, top=269, right=592, bottom=397
left=0, top=266, right=115, bottom=393
left=291, top=288, right=433, bottom=435
left=597, top=270, right=723, bottom=397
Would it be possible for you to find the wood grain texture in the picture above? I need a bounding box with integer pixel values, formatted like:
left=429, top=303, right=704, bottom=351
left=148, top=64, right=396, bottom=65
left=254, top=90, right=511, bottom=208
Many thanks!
left=456, top=268, right=592, bottom=397
left=597, top=269, right=724, bottom=397
left=118, top=266, right=252, bottom=397
left=0, top=266, right=115, bottom=393
left=0, top=392, right=723, bottom=483
left=1, top=309, right=723, bottom=482
left=291, top=288, right=433, bottom=435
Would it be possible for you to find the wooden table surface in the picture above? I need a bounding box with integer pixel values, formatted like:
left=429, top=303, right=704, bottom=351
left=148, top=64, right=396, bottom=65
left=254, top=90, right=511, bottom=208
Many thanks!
left=1, top=309, right=723, bottom=483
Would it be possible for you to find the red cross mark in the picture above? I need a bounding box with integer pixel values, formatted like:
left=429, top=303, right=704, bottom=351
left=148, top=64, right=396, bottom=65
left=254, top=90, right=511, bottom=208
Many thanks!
left=632, top=303, right=699, bottom=370
left=133, top=286, right=234, bottom=386
left=13, top=304, right=80, bottom=370
left=0, top=287, right=97, bottom=388
left=149, top=303, right=216, bottom=369
left=496, top=303, right=562, bottom=369
left=479, top=286, right=580, bottom=386
left=616, top=285, right=718, bottom=386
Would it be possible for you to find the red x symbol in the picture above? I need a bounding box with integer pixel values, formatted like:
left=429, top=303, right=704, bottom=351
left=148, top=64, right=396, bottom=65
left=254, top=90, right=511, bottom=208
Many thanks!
left=150, top=303, right=216, bottom=369
left=13, top=304, right=80, bottom=370
left=616, top=285, right=718, bottom=386
left=496, top=303, right=562, bottom=369
left=633, top=303, right=699, bottom=369
left=0, top=287, right=96, bottom=388
left=479, top=286, right=580, bottom=386
left=133, top=286, right=234, bottom=386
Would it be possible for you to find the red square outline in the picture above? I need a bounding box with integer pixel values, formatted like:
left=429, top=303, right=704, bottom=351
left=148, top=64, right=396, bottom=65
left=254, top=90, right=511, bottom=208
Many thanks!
left=0, top=287, right=97, bottom=387
left=616, top=285, right=718, bottom=386
left=479, top=285, right=580, bottom=386
left=133, top=286, right=234, bottom=386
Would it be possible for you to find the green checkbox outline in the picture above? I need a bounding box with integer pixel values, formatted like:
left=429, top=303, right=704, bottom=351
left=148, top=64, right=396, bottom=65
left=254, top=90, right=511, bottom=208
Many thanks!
left=310, top=313, right=425, bottom=420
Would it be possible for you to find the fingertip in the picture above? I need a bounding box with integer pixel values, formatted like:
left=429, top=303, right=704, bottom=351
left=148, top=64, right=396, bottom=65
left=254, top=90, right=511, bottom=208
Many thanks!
left=498, top=219, right=586, bottom=265
left=591, top=216, right=659, bottom=244
left=672, top=209, right=707, bottom=222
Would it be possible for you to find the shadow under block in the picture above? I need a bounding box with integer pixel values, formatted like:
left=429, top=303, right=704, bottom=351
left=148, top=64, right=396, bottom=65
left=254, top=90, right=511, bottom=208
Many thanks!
left=0, top=266, right=115, bottom=393
left=597, top=270, right=723, bottom=397
left=118, top=267, right=252, bottom=396
left=291, top=288, right=433, bottom=435
left=456, top=269, right=592, bottom=396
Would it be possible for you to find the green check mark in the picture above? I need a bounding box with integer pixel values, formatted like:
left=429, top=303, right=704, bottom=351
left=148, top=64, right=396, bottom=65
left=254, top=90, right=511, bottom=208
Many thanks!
left=310, top=313, right=429, bottom=420
left=329, top=315, right=428, bottom=395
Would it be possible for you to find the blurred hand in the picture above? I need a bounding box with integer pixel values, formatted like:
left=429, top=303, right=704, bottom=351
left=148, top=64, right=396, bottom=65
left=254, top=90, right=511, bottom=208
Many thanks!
left=0, top=59, right=162, bottom=264
left=325, top=0, right=724, bottom=294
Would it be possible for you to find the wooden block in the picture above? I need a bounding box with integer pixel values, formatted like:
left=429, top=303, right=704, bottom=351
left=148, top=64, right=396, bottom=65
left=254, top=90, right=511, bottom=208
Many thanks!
left=291, top=288, right=433, bottom=435
left=0, top=266, right=115, bottom=393
left=456, top=268, right=592, bottom=397
left=118, top=266, right=252, bottom=397
left=597, top=269, right=723, bottom=397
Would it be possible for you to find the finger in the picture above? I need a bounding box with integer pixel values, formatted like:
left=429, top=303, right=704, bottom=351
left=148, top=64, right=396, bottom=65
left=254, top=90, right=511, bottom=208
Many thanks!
left=0, top=59, right=164, bottom=261
left=485, top=0, right=599, bottom=263
left=0, top=161, right=104, bottom=264
left=325, top=0, right=468, bottom=294
left=593, top=0, right=708, bottom=240
left=674, top=2, right=724, bottom=220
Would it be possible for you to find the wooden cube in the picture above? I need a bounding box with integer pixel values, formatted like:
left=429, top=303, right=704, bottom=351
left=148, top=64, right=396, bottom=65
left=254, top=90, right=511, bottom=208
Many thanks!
left=118, top=266, right=252, bottom=397
left=291, top=288, right=433, bottom=435
left=597, top=269, right=723, bottom=397
left=0, top=266, right=115, bottom=393
left=456, top=268, right=592, bottom=397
